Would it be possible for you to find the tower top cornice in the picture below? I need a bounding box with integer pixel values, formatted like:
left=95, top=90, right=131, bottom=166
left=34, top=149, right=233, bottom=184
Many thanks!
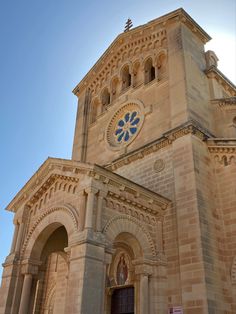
left=72, top=8, right=211, bottom=96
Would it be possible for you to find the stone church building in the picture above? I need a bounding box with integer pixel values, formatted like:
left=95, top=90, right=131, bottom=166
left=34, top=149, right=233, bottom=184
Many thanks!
left=1, top=8, right=236, bottom=314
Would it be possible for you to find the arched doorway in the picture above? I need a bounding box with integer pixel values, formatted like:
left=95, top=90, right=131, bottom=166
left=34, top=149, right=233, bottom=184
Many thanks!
left=105, top=232, right=140, bottom=314
left=31, top=225, right=69, bottom=314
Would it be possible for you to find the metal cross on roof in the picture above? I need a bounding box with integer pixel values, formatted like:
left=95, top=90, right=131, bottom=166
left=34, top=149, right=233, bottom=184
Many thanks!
left=124, top=18, right=133, bottom=32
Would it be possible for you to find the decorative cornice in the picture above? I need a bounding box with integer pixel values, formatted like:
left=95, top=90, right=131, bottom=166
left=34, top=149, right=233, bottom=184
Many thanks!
left=211, top=97, right=236, bottom=110
left=205, top=66, right=236, bottom=95
left=207, top=139, right=236, bottom=166
left=208, top=146, right=236, bottom=154
left=26, top=174, right=79, bottom=207
left=105, top=120, right=212, bottom=171
left=6, top=158, right=170, bottom=214
left=107, top=190, right=164, bottom=217
left=207, top=138, right=236, bottom=153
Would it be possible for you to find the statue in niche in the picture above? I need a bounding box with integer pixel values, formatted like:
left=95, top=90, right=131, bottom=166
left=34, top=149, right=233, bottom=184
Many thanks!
left=116, top=254, right=128, bottom=285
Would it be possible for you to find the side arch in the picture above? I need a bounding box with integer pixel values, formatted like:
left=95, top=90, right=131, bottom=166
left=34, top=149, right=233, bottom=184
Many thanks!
left=21, top=205, right=78, bottom=259
left=103, top=215, right=156, bottom=259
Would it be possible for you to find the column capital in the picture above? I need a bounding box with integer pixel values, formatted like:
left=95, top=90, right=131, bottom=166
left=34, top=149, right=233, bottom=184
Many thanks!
left=85, top=186, right=98, bottom=194
left=133, top=260, right=153, bottom=276
left=98, top=189, right=108, bottom=198
left=21, top=258, right=42, bottom=275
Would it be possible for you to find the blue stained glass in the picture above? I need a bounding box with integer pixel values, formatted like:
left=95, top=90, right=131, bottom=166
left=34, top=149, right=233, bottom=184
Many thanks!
left=130, top=111, right=137, bottom=122
left=129, top=127, right=137, bottom=134
left=124, top=131, right=130, bottom=141
left=115, top=110, right=141, bottom=144
left=124, top=112, right=130, bottom=122
left=118, top=120, right=125, bottom=127
left=131, top=118, right=140, bottom=125
left=115, top=128, right=123, bottom=135
left=117, top=132, right=124, bottom=142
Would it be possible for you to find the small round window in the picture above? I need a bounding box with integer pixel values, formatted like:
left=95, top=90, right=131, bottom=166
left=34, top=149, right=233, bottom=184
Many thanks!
left=106, top=102, right=144, bottom=149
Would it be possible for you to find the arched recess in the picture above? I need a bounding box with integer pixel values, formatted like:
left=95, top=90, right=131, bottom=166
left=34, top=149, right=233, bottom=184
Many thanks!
left=22, top=205, right=78, bottom=260
left=101, top=87, right=110, bottom=111
left=144, top=57, right=155, bottom=84
left=156, top=49, right=168, bottom=80
left=120, top=64, right=132, bottom=90
left=90, top=97, right=100, bottom=123
left=103, top=215, right=156, bottom=259
left=133, top=60, right=142, bottom=87
left=111, top=76, right=120, bottom=101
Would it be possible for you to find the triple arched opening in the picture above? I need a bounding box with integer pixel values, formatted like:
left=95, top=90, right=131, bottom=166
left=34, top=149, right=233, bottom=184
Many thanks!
left=90, top=51, right=167, bottom=124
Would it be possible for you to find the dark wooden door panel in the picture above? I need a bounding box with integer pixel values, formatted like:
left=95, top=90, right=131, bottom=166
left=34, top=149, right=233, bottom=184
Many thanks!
left=111, top=287, right=134, bottom=314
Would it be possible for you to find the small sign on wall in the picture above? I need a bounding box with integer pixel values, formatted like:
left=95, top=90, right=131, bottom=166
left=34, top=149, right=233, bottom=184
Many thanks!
left=169, top=306, right=183, bottom=314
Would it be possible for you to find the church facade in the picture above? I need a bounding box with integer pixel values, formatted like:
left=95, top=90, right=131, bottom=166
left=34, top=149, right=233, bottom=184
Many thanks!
left=1, top=8, right=236, bottom=314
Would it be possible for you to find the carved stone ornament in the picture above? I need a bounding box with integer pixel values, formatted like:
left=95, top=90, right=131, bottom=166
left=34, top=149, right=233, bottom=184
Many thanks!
left=153, top=159, right=165, bottom=172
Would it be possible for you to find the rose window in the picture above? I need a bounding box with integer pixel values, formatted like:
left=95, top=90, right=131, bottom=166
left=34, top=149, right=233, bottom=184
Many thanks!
left=115, top=111, right=140, bottom=143
left=106, top=102, right=144, bottom=149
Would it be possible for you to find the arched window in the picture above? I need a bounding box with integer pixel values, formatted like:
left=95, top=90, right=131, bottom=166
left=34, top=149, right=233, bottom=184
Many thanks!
left=133, top=61, right=142, bottom=87
left=111, top=76, right=119, bottom=101
left=101, top=88, right=110, bottom=111
left=121, top=65, right=131, bottom=90
left=144, top=58, right=155, bottom=84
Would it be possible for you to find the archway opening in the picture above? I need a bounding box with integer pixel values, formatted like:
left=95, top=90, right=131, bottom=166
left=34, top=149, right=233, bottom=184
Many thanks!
left=30, top=225, right=68, bottom=314
left=106, top=232, right=142, bottom=314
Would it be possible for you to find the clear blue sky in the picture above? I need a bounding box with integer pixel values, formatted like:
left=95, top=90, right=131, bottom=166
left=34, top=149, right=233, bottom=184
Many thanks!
left=0, top=0, right=235, bottom=277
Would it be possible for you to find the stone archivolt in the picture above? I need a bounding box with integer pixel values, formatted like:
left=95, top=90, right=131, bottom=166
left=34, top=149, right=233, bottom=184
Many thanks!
left=103, top=214, right=157, bottom=258
left=21, top=205, right=78, bottom=258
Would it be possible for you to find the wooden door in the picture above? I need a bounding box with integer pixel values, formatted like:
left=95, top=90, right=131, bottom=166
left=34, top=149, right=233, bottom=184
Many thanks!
left=111, top=287, right=134, bottom=314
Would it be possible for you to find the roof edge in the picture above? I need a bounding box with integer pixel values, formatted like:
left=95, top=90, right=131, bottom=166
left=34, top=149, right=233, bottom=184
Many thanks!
left=72, top=8, right=211, bottom=96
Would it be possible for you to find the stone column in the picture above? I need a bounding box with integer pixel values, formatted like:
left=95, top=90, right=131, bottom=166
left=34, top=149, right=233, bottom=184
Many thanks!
left=140, top=274, right=149, bottom=314
left=84, top=187, right=97, bottom=229
left=10, top=223, right=19, bottom=254
left=15, top=222, right=24, bottom=253
left=18, top=273, right=33, bottom=314
left=157, top=218, right=164, bottom=253
left=96, top=191, right=107, bottom=232
left=154, top=61, right=159, bottom=81
left=78, top=190, right=86, bottom=231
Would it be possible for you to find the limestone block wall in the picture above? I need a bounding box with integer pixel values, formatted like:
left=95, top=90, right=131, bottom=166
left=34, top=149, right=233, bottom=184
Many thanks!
left=113, top=145, right=182, bottom=307
left=191, top=137, right=233, bottom=313
left=113, top=135, right=235, bottom=313
left=213, top=153, right=236, bottom=312
left=181, top=25, right=212, bottom=131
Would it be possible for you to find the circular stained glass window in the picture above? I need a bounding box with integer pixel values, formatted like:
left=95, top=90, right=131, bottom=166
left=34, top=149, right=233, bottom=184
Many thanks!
left=106, top=102, right=144, bottom=149
left=115, top=111, right=140, bottom=143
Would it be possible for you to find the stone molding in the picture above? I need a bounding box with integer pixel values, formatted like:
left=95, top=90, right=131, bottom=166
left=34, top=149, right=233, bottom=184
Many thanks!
left=205, top=66, right=236, bottom=95
left=105, top=120, right=212, bottom=171
left=103, top=214, right=157, bottom=258
left=107, top=191, right=163, bottom=218
left=7, top=158, right=170, bottom=215
left=20, top=205, right=78, bottom=258
left=208, top=139, right=236, bottom=166
left=211, top=97, right=236, bottom=110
